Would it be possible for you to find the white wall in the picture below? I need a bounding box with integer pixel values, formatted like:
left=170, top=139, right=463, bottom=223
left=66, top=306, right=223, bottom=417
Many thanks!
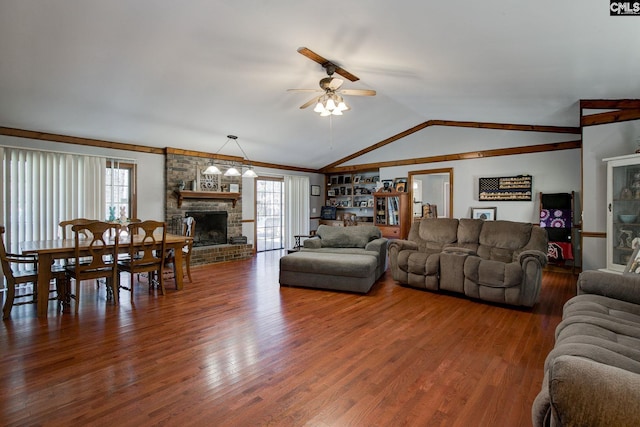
left=380, top=149, right=581, bottom=223
left=582, top=119, right=640, bottom=270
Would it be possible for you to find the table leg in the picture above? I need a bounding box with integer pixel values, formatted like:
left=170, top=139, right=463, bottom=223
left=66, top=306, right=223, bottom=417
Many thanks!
left=37, top=253, right=53, bottom=318
left=173, top=247, right=184, bottom=291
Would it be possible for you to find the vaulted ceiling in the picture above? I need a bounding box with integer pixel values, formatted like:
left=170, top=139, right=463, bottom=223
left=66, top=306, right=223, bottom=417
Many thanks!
left=1, top=1, right=639, bottom=170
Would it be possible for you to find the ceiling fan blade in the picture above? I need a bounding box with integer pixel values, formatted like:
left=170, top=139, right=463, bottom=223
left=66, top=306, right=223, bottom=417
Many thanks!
left=287, top=88, right=323, bottom=93
left=339, top=89, right=377, bottom=96
left=297, top=47, right=360, bottom=82
left=299, top=97, right=319, bottom=109
left=327, top=78, right=343, bottom=90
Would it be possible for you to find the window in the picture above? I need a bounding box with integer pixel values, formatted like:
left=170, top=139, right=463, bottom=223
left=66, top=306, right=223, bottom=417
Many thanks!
left=255, top=178, right=284, bottom=252
left=105, top=161, right=137, bottom=221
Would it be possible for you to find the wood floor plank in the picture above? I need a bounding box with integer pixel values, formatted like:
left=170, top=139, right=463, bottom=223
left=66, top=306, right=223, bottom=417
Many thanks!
left=0, top=250, right=576, bottom=426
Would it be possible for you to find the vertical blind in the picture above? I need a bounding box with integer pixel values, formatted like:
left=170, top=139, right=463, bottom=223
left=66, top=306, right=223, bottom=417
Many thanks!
left=284, top=175, right=310, bottom=249
left=0, top=147, right=106, bottom=252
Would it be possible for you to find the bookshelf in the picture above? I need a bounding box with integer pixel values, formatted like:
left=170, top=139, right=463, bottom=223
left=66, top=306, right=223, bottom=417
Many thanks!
left=374, top=191, right=410, bottom=239
left=324, top=170, right=379, bottom=223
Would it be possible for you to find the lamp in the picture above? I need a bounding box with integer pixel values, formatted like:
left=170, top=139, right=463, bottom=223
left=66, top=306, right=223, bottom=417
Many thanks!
left=313, top=92, right=350, bottom=116
left=203, top=135, right=258, bottom=179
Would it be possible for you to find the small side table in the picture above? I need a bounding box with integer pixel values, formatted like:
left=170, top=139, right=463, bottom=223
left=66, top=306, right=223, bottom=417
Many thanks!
left=293, top=234, right=313, bottom=250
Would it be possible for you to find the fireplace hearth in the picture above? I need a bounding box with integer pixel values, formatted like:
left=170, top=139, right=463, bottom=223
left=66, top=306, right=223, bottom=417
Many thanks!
left=186, top=211, right=228, bottom=246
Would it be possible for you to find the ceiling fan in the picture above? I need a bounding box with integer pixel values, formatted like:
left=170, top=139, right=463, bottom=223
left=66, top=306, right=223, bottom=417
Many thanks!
left=288, top=47, right=376, bottom=116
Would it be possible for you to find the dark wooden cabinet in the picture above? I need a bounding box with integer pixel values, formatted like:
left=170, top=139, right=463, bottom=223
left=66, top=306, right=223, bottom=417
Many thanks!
left=374, top=191, right=410, bottom=239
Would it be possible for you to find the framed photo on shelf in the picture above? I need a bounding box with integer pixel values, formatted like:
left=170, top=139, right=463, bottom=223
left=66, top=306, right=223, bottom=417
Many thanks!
left=311, top=185, right=320, bottom=196
left=328, top=189, right=335, bottom=197
left=353, top=175, right=361, bottom=184
left=471, top=207, right=497, bottom=221
left=394, top=177, right=408, bottom=192
left=624, top=247, right=640, bottom=274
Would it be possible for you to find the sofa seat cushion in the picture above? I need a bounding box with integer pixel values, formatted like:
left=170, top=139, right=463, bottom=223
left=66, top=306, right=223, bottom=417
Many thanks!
left=545, top=294, right=640, bottom=376
left=279, top=251, right=378, bottom=294
left=281, top=251, right=377, bottom=278
left=563, top=294, right=640, bottom=325
left=301, top=247, right=379, bottom=261
left=464, top=257, right=522, bottom=287
left=400, top=250, right=440, bottom=275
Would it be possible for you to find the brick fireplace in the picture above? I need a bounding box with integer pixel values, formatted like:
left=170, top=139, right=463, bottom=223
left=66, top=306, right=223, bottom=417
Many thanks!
left=165, top=150, right=253, bottom=266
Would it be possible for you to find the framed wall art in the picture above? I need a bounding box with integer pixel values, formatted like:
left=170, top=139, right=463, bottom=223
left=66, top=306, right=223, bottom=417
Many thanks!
left=471, top=207, right=497, bottom=221
left=478, top=175, right=532, bottom=201
left=311, top=185, right=320, bottom=196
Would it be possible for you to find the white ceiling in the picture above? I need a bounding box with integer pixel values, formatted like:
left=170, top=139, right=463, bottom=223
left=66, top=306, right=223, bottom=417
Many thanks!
left=1, top=1, right=639, bottom=170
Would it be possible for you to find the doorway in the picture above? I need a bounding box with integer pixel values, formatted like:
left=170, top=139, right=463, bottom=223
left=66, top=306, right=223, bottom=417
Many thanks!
left=408, top=168, right=454, bottom=219
left=255, top=178, right=284, bottom=252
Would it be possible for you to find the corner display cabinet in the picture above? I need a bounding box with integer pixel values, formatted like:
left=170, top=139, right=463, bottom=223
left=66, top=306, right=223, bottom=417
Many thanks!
left=374, top=191, right=410, bottom=239
left=603, top=153, right=640, bottom=273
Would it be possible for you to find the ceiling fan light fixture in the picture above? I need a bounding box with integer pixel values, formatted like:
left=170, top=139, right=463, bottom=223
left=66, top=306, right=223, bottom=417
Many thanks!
left=319, top=109, right=331, bottom=117
left=313, top=100, right=325, bottom=113
left=331, top=108, right=343, bottom=116
left=325, top=97, right=337, bottom=111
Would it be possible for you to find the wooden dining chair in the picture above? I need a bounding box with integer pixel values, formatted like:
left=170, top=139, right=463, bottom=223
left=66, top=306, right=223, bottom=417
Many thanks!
left=64, top=221, right=120, bottom=312
left=1, top=226, right=66, bottom=319
left=118, top=220, right=167, bottom=299
left=59, top=218, right=97, bottom=239
left=163, top=216, right=195, bottom=283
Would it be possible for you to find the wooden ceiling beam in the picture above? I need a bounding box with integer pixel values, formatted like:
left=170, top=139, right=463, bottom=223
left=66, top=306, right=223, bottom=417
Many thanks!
left=580, top=99, right=640, bottom=110
left=322, top=140, right=582, bottom=174
left=0, top=126, right=165, bottom=155
left=320, top=120, right=581, bottom=172
left=581, top=109, right=640, bottom=127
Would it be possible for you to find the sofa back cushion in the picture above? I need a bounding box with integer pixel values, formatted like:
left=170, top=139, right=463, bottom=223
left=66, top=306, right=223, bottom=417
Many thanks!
left=455, top=218, right=483, bottom=252
left=316, top=224, right=381, bottom=248
left=408, top=218, right=459, bottom=251
left=477, top=220, right=532, bottom=262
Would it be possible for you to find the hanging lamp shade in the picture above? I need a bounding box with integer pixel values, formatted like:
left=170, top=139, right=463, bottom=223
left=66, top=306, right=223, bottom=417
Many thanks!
left=243, top=167, right=258, bottom=178
left=224, top=166, right=241, bottom=177
left=203, top=165, right=222, bottom=175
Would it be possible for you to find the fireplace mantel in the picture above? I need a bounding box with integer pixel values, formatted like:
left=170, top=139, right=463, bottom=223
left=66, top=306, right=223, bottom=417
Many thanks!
left=174, top=190, right=240, bottom=208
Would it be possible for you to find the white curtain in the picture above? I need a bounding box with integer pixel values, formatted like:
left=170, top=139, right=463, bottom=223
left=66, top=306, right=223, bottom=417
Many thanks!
left=0, top=147, right=106, bottom=252
left=284, top=175, right=310, bottom=249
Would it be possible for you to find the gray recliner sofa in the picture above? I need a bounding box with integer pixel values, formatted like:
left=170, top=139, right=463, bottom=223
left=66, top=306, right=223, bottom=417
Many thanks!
left=532, top=270, right=640, bottom=426
left=388, top=218, right=548, bottom=307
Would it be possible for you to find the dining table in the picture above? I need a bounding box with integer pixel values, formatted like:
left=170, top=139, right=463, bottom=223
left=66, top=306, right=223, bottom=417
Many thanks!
left=20, top=233, right=192, bottom=318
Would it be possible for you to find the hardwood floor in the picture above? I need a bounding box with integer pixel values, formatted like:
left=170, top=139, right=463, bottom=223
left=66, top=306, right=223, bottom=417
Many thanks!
left=0, top=251, right=576, bottom=426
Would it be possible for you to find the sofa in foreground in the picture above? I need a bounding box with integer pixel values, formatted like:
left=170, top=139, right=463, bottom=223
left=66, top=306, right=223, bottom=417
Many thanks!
left=532, top=270, right=640, bottom=426
left=279, top=225, right=388, bottom=293
left=388, top=218, right=548, bottom=307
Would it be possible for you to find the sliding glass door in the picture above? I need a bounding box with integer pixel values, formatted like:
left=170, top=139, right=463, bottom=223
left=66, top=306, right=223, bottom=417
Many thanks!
left=255, top=178, right=284, bottom=252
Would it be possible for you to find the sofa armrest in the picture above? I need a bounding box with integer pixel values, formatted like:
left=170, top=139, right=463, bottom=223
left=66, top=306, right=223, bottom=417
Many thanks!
left=388, top=239, right=418, bottom=253
left=577, top=270, right=640, bottom=305
left=303, top=237, right=322, bottom=249
left=517, top=249, right=548, bottom=267
left=365, top=237, right=388, bottom=253
left=546, top=355, right=640, bottom=427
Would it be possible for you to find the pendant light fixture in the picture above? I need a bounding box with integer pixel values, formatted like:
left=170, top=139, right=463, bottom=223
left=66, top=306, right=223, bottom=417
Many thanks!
left=203, top=135, right=257, bottom=178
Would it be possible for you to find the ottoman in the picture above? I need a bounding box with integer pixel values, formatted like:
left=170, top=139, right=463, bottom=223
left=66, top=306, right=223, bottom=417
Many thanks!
left=279, top=251, right=378, bottom=294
